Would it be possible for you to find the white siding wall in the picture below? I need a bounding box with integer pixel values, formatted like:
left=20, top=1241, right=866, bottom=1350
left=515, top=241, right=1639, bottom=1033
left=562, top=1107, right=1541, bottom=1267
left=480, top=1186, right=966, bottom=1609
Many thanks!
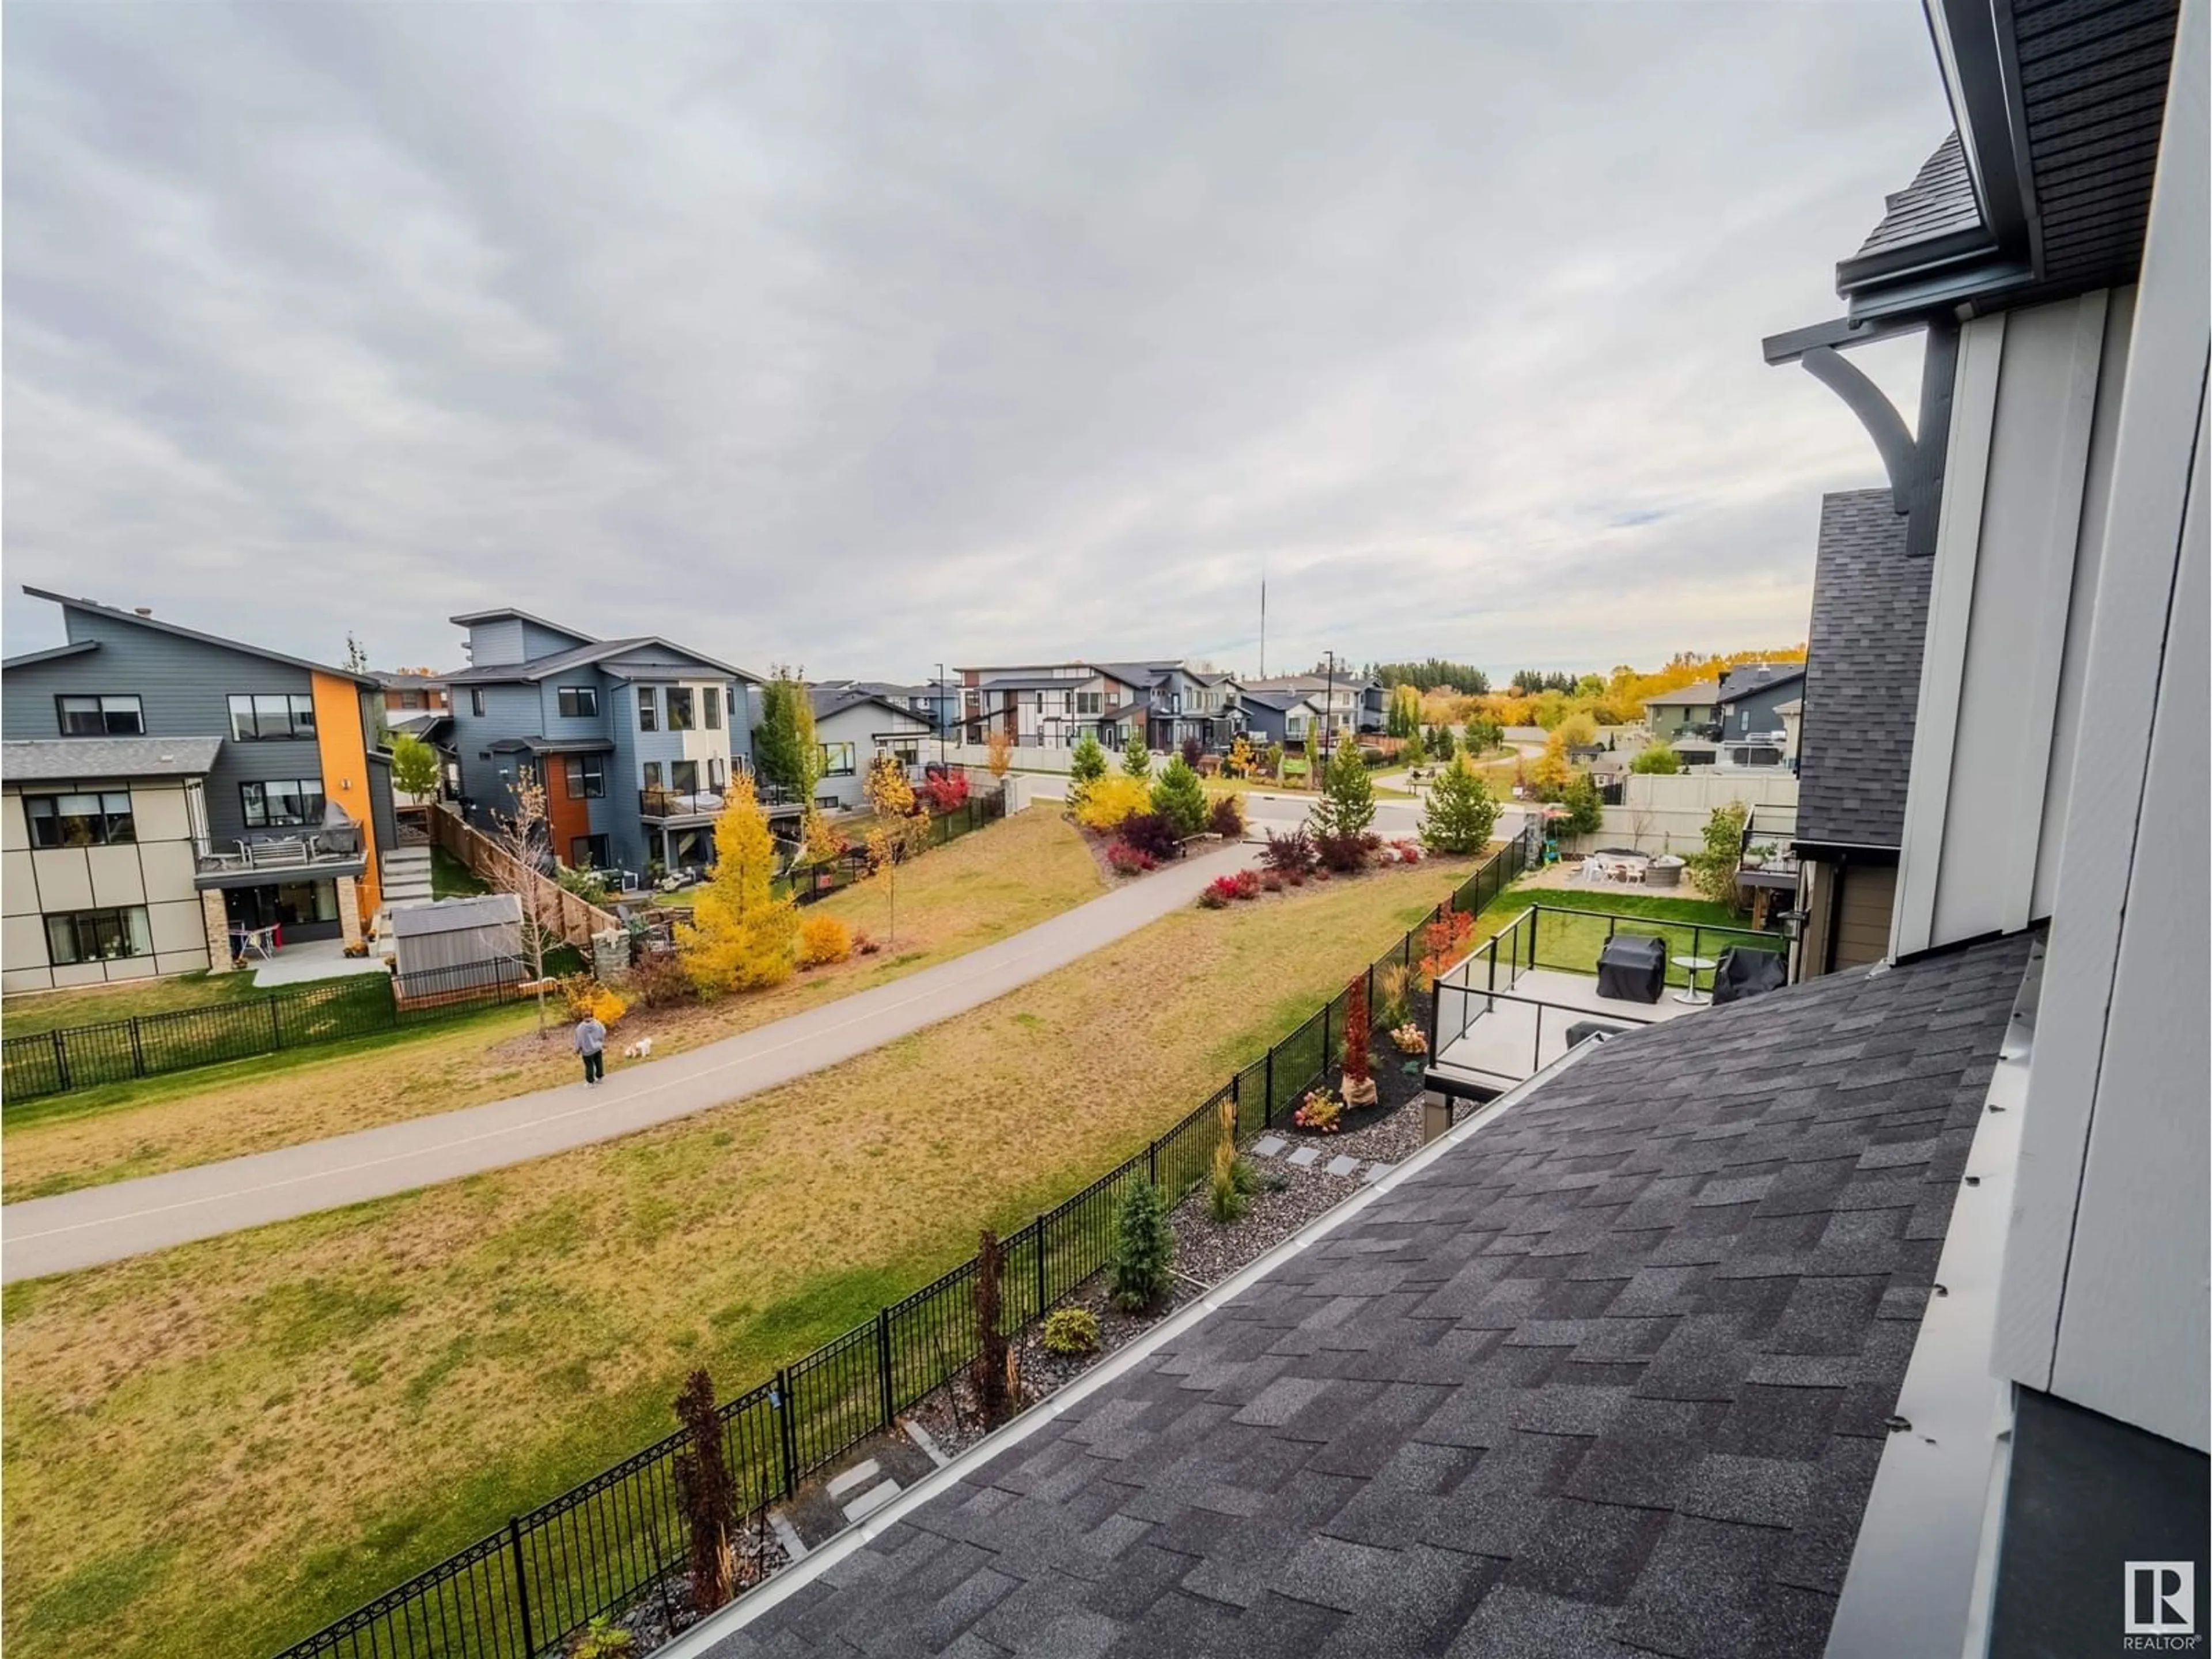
left=1892, top=287, right=2136, bottom=957
left=1992, top=5, right=2208, bottom=1452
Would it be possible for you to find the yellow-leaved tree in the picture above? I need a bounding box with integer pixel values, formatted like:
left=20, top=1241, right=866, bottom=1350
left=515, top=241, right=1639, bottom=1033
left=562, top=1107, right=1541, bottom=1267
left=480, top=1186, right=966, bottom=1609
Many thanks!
left=679, top=777, right=798, bottom=994
left=1225, top=734, right=1255, bottom=779
left=862, top=755, right=926, bottom=946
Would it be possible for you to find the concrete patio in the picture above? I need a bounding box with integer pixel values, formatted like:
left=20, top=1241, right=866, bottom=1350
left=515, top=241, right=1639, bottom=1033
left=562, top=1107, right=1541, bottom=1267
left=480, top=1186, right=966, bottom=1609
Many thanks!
left=247, top=936, right=389, bottom=988
left=1431, top=963, right=1700, bottom=1090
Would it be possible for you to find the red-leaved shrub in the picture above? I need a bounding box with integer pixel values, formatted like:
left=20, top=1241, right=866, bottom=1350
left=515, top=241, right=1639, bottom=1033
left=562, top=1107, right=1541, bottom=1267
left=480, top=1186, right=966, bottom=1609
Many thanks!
left=1232, top=869, right=1262, bottom=899
left=925, top=772, right=972, bottom=813
left=1107, top=839, right=1157, bottom=876
left=1119, top=811, right=1183, bottom=861
left=1419, top=910, right=1476, bottom=987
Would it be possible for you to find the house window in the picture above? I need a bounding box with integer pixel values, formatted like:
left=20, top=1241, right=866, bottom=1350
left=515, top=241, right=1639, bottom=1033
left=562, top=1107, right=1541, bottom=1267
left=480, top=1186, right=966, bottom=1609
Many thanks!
left=399, top=690, right=423, bottom=710
left=670, top=759, right=700, bottom=796
left=708, top=756, right=725, bottom=790
left=25, top=791, right=135, bottom=848
left=636, top=687, right=657, bottom=731
left=556, top=685, right=599, bottom=719
left=56, top=695, right=145, bottom=736
left=44, top=905, right=152, bottom=965
left=564, top=755, right=605, bottom=799
left=241, top=778, right=325, bottom=828
left=570, top=834, right=612, bottom=870
left=471, top=688, right=486, bottom=717
left=643, top=761, right=661, bottom=791
left=703, top=687, right=722, bottom=730
left=820, top=742, right=857, bottom=778
left=666, top=688, right=695, bottom=731
left=1075, top=691, right=1101, bottom=715
left=227, top=694, right=318, bottom=741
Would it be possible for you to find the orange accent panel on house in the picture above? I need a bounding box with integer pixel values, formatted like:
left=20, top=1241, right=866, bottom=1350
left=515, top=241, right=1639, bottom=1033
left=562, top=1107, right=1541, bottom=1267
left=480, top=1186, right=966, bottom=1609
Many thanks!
left=310, top=672, right=381, bottom=918
left=546, top=759, right=593, bottom=863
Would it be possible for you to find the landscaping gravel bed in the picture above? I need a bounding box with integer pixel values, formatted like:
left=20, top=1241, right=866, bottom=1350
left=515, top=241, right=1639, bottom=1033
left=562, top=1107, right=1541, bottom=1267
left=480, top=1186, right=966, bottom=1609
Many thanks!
left=595, top=1520, right=789, bottom=1653
left=1169, top=1159, right=1365, bottom=1285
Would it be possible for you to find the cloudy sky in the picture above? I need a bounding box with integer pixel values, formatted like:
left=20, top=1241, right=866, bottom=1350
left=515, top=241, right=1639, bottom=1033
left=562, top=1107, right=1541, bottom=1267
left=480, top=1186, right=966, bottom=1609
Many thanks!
left=3, top=3, right=1948, bottom=683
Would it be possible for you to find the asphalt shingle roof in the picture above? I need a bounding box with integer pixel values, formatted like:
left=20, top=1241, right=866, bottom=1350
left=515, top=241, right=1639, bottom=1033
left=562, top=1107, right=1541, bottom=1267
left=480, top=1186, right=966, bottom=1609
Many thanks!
left=1796, top=490, right=1926, bottom=850
left=700, top=934, right=2031, bottom=1659
left=1847, top=132, right=1983, bottom=264
left=1, top=736, right=225, bottom=783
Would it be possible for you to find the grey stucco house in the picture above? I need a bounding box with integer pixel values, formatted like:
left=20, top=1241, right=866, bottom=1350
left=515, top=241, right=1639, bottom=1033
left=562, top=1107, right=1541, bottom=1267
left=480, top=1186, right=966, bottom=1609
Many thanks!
left=442, top=608, right=775, bottom=877
left=2, top=588, right=395, bottom=989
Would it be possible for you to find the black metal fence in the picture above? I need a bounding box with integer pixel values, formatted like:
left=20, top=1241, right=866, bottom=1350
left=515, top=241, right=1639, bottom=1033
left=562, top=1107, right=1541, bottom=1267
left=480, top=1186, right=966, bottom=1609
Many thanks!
left=267, top=832, right=1533, bottom=1659
left=2, top=960, right=534, bottom=1106
left=775, top=785, right=1009, bottom=906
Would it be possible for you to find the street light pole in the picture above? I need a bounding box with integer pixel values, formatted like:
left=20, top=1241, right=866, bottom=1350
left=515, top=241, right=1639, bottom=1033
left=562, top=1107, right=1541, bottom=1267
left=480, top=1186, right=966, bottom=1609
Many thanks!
left=935, top=662, right=948, bottom=770
left=1325, top=650, right=1338, bottom=748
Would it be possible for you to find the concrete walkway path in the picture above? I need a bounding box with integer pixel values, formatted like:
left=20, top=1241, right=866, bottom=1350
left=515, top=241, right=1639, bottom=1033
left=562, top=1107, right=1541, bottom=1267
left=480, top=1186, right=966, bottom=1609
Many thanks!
left=2, top=841, right=1259, bottom=1282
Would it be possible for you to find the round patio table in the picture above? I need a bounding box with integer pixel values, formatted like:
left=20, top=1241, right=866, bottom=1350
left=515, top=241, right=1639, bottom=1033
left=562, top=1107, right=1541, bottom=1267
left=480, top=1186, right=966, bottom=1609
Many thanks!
left=1673, top=955, right=1718, bottom=1005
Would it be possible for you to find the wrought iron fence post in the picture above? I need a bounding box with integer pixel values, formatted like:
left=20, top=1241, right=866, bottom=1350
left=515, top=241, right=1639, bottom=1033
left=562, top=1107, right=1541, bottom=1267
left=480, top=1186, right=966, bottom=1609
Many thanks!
left=1147, top=1139, right=1158, bottom=1185
left=507, top=1516, right=536, bottom=1656
left=1034, top=1215, right=1048, bottom=1315
left=51, top=1029, right=69, bottom=1092
left=1263, top=1048, right=1275, bottom=1126
left=269, top=996, right=283, bottom=1049
left=775, top=1368, right=798, bottom=1497
left=129, top=1016, right=146, bottom=1078
left=1321, top=1000, right=1332, bottom=1072
left=877, top=1309, right=895, bottom=1428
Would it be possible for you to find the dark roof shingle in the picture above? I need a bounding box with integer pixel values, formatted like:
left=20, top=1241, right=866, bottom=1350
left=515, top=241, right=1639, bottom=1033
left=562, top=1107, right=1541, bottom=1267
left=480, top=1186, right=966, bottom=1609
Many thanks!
left=698, top=934, right=2032, bottom=1659
left=1796, top=490, right=1926, bottom=850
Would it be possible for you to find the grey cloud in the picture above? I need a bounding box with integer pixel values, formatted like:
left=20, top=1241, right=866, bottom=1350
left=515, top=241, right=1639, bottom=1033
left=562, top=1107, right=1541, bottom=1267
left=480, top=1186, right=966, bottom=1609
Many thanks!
left=3, top=3, right=1948, bottom=678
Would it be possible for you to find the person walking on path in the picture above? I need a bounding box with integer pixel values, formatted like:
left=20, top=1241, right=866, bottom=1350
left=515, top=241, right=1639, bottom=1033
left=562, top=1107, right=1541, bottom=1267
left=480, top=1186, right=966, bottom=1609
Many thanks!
left=573, top=1012, right=608, bottom=1086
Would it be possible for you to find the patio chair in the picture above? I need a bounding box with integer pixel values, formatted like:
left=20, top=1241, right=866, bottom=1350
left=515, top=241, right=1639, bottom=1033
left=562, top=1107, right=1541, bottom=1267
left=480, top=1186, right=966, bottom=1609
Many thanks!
left=1709, top=945, right=1787, bottom=1006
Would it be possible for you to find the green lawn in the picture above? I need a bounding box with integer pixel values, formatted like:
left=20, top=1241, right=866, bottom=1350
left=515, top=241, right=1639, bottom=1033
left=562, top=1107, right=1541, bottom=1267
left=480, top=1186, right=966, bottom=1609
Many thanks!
left=0, top=854, right=1477, bottom=1659
left=429, top=846, right=491, bottom=898
left=1, top=809, right=1102, bottom=1200
left=1469, top=882, right=1771, bottom=986
left=0, top=969, right=280, bottom=1039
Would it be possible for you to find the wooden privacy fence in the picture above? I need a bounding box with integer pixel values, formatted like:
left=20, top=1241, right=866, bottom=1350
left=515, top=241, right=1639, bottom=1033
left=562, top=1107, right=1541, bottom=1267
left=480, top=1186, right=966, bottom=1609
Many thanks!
left=430, top=805, right=620, bottom=949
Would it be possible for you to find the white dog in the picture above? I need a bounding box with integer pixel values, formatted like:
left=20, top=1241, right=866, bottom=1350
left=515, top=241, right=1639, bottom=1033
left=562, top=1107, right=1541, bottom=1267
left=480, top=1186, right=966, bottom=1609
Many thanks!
left=622, top=1036, right=654, bottom=1061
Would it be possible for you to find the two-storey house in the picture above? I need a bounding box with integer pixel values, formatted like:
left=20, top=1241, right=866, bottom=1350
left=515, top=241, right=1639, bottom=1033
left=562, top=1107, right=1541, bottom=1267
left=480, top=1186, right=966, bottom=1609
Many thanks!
left=808, top=686, right=937, bottom=812
left=1236, top=671, right=1382, bottom=739
left=955, top=659, right=1245, bottom=753
left=2, top=589, right=396, bottom=988
left=442, top=608, right=777, bottom=878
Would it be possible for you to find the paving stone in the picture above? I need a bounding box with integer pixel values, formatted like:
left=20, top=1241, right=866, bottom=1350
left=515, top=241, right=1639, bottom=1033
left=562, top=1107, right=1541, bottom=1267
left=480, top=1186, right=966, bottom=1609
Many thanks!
left=1286, top=1146, right=1321, bottom=1168
left=1326, top=1155, right=1362, bottom=1177
left=825, top=1459, right=883, bottom=1501
left=842, top=1480, right=902, bottom=1522
left=1252, top=1135, right=1289, bottom=1158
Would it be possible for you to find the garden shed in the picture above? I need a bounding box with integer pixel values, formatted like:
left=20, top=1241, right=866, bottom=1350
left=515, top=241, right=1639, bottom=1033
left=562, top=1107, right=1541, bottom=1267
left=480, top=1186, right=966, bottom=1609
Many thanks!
left=389, top=893, right=524, bottom=998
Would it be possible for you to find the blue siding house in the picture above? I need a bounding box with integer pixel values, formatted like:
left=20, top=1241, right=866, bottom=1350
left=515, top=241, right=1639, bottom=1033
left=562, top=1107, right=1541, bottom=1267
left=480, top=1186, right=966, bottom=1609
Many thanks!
left=442, top=608, right=777, bottom=878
